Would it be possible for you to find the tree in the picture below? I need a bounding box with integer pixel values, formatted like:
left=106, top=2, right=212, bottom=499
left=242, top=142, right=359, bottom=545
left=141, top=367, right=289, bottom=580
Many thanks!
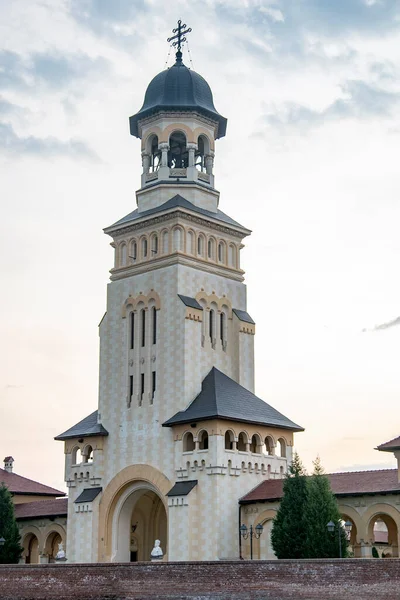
left=0, top=484, right=22, bottom=564
left=304, top=457, right=348, bottom=558
left=271, top=453, right=308, bottom=558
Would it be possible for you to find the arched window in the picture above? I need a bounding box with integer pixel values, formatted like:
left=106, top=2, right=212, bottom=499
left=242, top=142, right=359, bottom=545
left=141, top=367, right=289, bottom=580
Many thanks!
left=209, top=309, right=215, bottom=343
left=198, top=430, right=209, bottom=450
left=220, top=312, right=225, bottom=346
left=168, top=131, right=188, bottom=168
left=218, top=242, right=225, bottom=263
left=237, top=432, right=247, bottom=452
left=152, top=307, right=157, bottom=345
left=141, top=309, right=146, bottom=347
left=130, top=240, right=137, bottom=262
left=173, top=227, right=183, bottom=252
left=195, top=134, right=210, bottom=172
left=278, top=438, right=286, bottom=458
left=151, top=234, right=158, bottom=255
left=264, top=436, right=274, bottom=456
left=72, top=447, right=82, bottom=465
left=129, top=312, right=135, bottom=349
left=162, top=230, right=169, bottom=254
left=83, top=445, right=93, bottom=463
left=183, top=432, right=195, bottom=452
left=229, top=244, right=236, bottom=268
left=208, top=238, right=215, bottom=260
left=187, top=230, right=195, bottom=255
left=141, top=237, right=148, bottom=259
left=149, top=134, right=160, bottom=172
left=120, top=243, right=127, bottom=267
left=224, top=430, right=234, bottom=450
left=197, top=235, right=205, bottom=256
left=250, top=434, right=261, bottom=454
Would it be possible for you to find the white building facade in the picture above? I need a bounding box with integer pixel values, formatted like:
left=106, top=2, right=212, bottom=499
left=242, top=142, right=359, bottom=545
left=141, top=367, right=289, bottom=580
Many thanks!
left=56, top=39, right=303, bottom=563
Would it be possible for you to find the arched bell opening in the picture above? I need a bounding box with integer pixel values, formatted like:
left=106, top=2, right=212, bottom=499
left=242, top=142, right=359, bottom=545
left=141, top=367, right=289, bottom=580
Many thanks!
left=168, top=131, right=188, bottom=168
left=146, top=134, right=161, bottom=173
left=111, top=482, right=168, bottom=563
left=195, top=134, right=211, bottom=173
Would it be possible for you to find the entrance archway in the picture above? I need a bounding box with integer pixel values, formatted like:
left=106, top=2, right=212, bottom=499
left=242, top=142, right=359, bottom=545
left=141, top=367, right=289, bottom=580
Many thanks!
left=368, top=513, right=399, bottom=557
left=111, top=481, right=167, bottom=562
left=23, top=533, right=40, bottom=564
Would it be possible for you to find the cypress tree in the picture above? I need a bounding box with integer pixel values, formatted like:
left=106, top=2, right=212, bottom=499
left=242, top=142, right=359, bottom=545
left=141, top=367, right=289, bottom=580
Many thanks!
left=270, top=453, right=308, bottom=558
left=304, top=457, right=348, bottom=558
left=0, top=484, right=22, bottom=564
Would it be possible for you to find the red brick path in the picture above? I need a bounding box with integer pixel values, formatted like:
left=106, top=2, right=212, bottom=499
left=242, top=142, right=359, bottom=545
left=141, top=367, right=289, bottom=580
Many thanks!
left=0, top=559, right=399, bottom=599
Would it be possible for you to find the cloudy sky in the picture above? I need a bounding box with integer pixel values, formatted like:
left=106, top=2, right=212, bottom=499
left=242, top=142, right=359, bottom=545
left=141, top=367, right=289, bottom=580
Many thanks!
left=1, top=0, right=400, bottom=491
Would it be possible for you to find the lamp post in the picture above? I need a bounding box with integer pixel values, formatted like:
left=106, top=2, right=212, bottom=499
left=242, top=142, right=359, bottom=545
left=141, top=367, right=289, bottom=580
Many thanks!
left=240, top=523, right=263, bottom=560
left=0, top=537, right=5, bottom=547
left=327, top=520, right=352, bottom=558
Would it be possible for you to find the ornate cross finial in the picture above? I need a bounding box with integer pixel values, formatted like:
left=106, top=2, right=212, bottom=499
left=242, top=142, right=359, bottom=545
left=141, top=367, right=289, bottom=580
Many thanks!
left=167, top=20, right=192, bottom=62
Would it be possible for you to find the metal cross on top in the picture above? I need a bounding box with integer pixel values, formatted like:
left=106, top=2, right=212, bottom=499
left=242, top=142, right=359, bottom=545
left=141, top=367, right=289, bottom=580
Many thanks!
left=167, top=20, right=192, bottom=53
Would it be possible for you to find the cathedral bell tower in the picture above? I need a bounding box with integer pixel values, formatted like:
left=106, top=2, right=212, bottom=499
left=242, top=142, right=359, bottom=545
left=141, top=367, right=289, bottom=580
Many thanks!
left=56, top=22, right=303, bottom=565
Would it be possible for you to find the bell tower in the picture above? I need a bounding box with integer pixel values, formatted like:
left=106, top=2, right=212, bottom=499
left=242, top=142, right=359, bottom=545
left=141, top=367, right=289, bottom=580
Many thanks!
left=57, top=22, right=303, bottom=565
left=129, top=20, right=226, bottom=215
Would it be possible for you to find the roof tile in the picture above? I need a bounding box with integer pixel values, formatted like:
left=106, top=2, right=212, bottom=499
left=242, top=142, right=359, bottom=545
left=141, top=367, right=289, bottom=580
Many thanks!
left=14, top=498, right=68, bottom=520
left=0, top=469, right=65, bottom=497
left=240, top=469, right=400, bottom=503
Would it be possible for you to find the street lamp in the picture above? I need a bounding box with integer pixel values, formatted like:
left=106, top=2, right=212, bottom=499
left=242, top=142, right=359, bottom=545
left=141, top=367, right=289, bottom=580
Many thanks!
left=327, top=520, right=352, bottom=558
left=240, top=523, right=263, bottom=560
left=0, top=537, right=5, bottom=547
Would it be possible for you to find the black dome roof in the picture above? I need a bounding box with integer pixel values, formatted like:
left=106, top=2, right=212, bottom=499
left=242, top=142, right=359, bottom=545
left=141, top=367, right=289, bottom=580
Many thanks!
left=130, top=56, right=227, bottom=139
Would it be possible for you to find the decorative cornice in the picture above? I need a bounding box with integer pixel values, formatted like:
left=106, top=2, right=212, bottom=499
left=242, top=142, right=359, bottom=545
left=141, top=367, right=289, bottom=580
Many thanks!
left=110, top=253, right=245, bottom=282
left=108, top=209, right=248, bottom=240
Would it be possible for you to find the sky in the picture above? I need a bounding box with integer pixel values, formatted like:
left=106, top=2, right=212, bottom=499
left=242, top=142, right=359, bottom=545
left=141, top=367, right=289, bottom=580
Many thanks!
left=0, top=0, right=399, bottom=492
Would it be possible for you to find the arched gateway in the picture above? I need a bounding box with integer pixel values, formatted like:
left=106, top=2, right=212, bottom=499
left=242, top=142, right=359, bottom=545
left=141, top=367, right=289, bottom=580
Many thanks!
left=98, top=465, right=171, bottom=563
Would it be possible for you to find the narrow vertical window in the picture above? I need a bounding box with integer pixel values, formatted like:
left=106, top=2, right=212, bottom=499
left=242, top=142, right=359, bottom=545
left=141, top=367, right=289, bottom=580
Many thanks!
left=142, top=238, right=148, bottom=258
left=152, top=371, right=156, bottom=401
left=141, top=309, right=146, bottom=347
left=152, top=307, right=157, bottom=345
left=220, top=313, right=225, bottom=344
left=152, top=235, right=158, bottom=255
left=129, top=312, right=135, bottom=349
left=218, top=243, right=222, bottom=262
left=129, top=375, right=133, bottom=399
left=209, top=310, right=214, bottom=342
left=140, top=373, right=145, bottom=404
left=208, top=240, right=212, bottom=258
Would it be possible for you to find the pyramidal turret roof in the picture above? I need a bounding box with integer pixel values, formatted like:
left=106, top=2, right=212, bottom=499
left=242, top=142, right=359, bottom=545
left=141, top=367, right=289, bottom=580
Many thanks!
left=163, top=368, right=304, bottom=431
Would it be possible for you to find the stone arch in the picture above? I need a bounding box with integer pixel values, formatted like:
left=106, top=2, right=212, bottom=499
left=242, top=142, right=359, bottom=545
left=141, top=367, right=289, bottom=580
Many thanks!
left=129, top=238, right=137, bottom=262
left=172, top=226, right=184, bottom=252
left=44, top=524, right=66, bottom=561
left=250, top=433, right=262, bottom=454
left=82, top=443, right=93, bottom=463
left=217, top=239, right=227, bottom=264
left=364, top=503, right=400, bottom=555
left=264, top=435, right=275, bottom=456
left=186, top=228, right=196, bottom=255
left=253, top=508, right=278, bottom=560
left=71, top=445, right=82, bottom=465
left=161, top=228, right=170, bottom=254
left=141, top=126, right=162, bottom=151
left=119, top=242, right=127, bottom=267
left=122, top=291, right=161, bottom=318
left=224, top=429, right=235, bottom=450
left=193, top=126, right=215, bottom=151
left=182, top=431, right=195, bottom=452
left=237, top=431, right=249, bottom=452
left=207, top=236, right=217, bottom=261
left=162, top=123, right=194, bottom=144
left=197, top=429, right=209, bottom=450
left=277, top=437, right=287, bottom=458
left=228, top=243, right=237, bottom=268
left=21, top=526, right=43, bottom=564
left=197, top=232, right=206, bottom=257
left=98, top=464, right=171, bottom=562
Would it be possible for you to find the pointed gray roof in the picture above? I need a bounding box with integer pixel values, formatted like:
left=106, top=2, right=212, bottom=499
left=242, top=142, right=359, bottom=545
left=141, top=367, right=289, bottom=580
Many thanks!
left=105, top=195, right=248, bottom=233
left=163, top=368, right=304, bottom=431
left=55, top=410, right=109, bottom=441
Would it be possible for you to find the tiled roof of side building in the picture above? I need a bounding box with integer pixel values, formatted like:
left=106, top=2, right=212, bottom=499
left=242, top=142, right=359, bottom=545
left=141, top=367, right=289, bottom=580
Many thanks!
left=105, top=195, right=249, bottom=233
left=14, top=498, right=68, bottom=520
left=55, top=410, right=109, bottom=441
left=163, top=367, right=304, bottom=431
left=376, top=435, right=400, bottom=452
left=240, top=469, right=400, bottom=504
left=0, top=468, right=65, bottom=497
